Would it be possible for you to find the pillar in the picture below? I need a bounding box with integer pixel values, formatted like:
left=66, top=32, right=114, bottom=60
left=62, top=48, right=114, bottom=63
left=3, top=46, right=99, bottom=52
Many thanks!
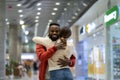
left=17, top=27, right=22, bottom=61
left=9, top=24, right=20, bottom=62
left=0, top=0, right=6, bottom=79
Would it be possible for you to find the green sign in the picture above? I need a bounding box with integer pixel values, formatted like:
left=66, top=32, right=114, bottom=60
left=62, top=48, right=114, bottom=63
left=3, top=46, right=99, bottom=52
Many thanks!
left=104, top=6, right=119, bottom=26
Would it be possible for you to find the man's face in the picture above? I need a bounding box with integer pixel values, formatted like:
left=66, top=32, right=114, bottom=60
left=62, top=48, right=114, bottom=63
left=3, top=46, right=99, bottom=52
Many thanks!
left=48, top=25, right=60, bottom=41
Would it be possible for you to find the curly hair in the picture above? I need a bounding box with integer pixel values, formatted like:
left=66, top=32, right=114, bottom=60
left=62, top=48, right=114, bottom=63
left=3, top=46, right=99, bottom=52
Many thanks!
left=60, top=27, right=71, bottom=38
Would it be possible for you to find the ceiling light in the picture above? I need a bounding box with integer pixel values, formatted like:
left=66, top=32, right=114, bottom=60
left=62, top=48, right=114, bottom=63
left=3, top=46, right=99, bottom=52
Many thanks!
left=55, top=2, right=60, bottom=5
left=25, top=31, right=29, bottom=35
left=25, top=38, right=28, bottom=43
left=17, top=4, right=22, bottom=7
left=75, top=12, right=78, bottom=16
left=51, top=12, right=56, bottom=15
left=35, top=20, right=39, bottom=22
left=18, top=10, right=23, bottom=13
left=64, top=8, right=67, bottom=11
left=72, top=16, right=76, bottom=19
left=37, top=12, right=41, bottom=15
left=82, top=2, right=87, bottom=7
left=37, top=8, right=41, bottom=10
left=19, top=14, right=23, bottom=17
left=37, top=3, right=41, bottom=6
left=93, top=34, right=96, bottom=37
left=35, top=16, right=39, bottom=19
left=5, top=18, right=8, bottom=21
left=6, top=22, right=9, bottom=25
left=49, top=20, right=53, bottom=22
left=21, top=25, right=26, bottom=29
left=67, top=3, right=70, bottom=5
left=20, top=20, right=24, bottom=25
left=53, top=8, right=58, bottom=11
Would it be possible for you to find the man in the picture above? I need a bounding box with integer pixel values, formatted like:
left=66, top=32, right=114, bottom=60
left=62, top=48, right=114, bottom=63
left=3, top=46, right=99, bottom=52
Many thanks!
left=36, top=23, right=76, bottom=80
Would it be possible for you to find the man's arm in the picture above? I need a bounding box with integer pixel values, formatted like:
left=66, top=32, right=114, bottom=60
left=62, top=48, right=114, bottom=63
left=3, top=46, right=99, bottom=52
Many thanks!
left=36, top=44, right=57, bottom=62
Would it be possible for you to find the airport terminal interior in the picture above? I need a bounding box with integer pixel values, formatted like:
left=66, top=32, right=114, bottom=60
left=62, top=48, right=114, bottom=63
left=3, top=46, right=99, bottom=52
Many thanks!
left=0, top=0, right=120, bottom=80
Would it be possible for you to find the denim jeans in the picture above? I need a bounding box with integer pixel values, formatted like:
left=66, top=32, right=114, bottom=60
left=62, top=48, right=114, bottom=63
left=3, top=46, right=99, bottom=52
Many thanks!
left=50, top=68, right=73, bottom=80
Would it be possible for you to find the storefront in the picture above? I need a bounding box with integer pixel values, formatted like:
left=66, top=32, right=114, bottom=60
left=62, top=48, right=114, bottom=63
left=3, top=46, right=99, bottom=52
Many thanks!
left=105, top=5, right=120, bottom=80
left=78, top=13, right=106, bottom=80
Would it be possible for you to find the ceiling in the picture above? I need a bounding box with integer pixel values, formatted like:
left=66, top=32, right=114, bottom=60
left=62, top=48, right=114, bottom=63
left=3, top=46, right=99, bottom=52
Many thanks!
left=5, top=0, right=98, bottom=52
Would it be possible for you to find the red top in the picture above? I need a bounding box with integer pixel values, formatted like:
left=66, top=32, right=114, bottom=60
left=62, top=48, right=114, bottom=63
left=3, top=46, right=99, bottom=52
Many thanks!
left=36, top=44, right=76, bottom=80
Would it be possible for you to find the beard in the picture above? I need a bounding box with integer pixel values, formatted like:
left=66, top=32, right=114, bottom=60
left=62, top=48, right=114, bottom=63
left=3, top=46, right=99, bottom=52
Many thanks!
left=49, top=35, right=59, bottom=41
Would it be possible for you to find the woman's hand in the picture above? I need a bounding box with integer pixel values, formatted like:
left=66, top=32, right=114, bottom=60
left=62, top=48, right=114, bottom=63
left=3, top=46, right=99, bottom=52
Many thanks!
left=55, top=42, right=66, bottom=49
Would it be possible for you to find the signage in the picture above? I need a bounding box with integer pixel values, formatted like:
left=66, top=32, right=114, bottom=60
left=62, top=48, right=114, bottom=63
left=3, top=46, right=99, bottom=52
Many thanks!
left=104, top=6, right=119, bottom=26
left=86, top=23, right=96, bottom=33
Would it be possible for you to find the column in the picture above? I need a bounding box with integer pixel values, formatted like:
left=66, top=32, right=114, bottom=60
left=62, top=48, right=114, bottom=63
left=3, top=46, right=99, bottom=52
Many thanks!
left=17, top=27, right=22, bottom=62
left=0, top=0, right=6, bottom=79
left=9, top=24, right=19, bottom=62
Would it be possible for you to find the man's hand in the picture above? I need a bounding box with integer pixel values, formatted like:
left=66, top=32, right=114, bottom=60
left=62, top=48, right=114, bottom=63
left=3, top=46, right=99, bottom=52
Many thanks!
left=57, top=56, right=71, bottom=67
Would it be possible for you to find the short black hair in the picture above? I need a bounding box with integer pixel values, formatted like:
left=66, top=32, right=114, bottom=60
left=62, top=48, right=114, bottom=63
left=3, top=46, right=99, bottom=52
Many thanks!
left=49, top=23, right=60, bottom=27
